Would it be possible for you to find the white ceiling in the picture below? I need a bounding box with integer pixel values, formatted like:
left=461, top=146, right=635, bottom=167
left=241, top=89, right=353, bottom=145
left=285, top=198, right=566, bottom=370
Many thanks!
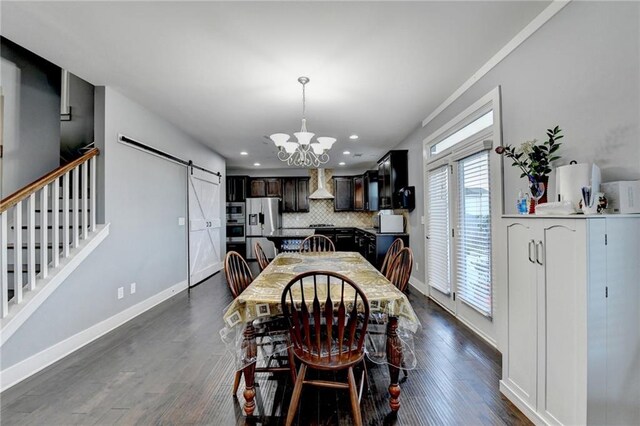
left=2, top=1, right=549, bottom=172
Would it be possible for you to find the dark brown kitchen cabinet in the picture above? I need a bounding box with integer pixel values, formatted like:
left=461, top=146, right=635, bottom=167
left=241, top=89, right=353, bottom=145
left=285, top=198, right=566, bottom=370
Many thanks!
left=377, top=150, right=408, bottom=209
left=265, top=178, right=282, bottom=197
left=249, top=178, right=282, bottom=198
left=226, top=176, right=248, bottom=202
left=334, top=228, right=355, bottom=251
left=363, top=170, right=379, bottom=211
left=353, top=176, right=364, bottom=211
left=333, top=177, right=354, bottom=211
left=282, top=177, right=309, bottom=212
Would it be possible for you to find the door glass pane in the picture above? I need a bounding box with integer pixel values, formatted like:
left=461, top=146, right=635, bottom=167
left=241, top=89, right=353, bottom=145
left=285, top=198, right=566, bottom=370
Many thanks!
left=456, top=151, right=492, bottom=316
left=427, top=165, right=451, bottom=294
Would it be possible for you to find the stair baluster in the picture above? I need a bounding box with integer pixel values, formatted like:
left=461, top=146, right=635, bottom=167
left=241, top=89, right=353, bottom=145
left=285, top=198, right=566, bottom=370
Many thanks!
left=40, top=184, right=49, bottom=280
left=62, top=173, right=70, bottom=258
left=90, top=157, right=96, bottom=232
left=52, top=178, right=60, bottom=268
left=27, top=194, right=37, bottom=291
left=82, top=162, right=88, bottom=241
left=1, top=212, right=8, bottom=318
left=13, top=202, right=23, bottom=303
left=72, top=166, right=80, bottom=249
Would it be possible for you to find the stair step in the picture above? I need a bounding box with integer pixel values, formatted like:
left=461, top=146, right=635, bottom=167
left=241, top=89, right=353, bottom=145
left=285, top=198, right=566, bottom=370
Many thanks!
left=7, top=243, right=65, bottom=250
left=7, top=264, right=42, bottom=274
left=34, top=209, right=90, bottom=213
left=11, top=225, right=85, bottom=230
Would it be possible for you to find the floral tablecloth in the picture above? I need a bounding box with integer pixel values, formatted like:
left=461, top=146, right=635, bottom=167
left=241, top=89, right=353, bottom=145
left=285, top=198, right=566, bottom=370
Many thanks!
left=220, top=251, right=420, bottom=369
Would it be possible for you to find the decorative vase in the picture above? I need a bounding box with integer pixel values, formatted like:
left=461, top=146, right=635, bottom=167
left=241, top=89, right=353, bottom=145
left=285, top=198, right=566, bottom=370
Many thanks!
left=528, top=176, right=549, bottom=214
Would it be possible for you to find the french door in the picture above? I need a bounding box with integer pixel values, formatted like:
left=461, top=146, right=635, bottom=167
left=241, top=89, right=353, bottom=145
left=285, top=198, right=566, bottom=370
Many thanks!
left=425, top=134, right=496, bottom=345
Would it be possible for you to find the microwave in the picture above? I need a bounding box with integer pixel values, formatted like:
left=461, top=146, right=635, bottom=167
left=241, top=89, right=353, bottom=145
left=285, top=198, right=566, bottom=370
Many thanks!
left=374, top=214, right=404, bottom=233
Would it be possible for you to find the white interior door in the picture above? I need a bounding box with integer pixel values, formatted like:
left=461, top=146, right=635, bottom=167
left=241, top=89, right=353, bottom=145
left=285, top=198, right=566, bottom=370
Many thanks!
left=188, top=168, right=222, bottom=286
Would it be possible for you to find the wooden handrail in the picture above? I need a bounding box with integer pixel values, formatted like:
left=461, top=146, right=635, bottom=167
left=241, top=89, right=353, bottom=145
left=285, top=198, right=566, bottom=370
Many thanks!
left=0, top=148, right=100, bottom=213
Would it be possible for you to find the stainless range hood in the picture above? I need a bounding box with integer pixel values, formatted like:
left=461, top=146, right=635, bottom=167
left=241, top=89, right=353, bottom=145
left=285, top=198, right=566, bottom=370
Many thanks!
left=309, top=168, right=334, bottom=200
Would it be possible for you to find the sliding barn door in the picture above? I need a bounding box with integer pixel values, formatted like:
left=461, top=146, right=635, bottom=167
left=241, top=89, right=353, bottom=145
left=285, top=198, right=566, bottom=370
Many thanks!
left=188, top=168, right=222, bottom=286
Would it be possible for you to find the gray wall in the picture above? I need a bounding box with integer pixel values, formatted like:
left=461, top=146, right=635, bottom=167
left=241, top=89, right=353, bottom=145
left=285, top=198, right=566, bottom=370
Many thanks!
left=394, top=1, right=640, bottom=352
left=60, top=73, right=94, bottom=160
left=396, top=1, right=639, bottom=292
left=1, top=37, right=60, bottom=197
left=1, top=87, right=226, bottom=369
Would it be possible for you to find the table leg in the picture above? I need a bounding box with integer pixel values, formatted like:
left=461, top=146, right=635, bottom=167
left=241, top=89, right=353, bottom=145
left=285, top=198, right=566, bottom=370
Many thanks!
left=386, top=316, right=402, bottom=412
left=242, top=322, right=257, bottom=415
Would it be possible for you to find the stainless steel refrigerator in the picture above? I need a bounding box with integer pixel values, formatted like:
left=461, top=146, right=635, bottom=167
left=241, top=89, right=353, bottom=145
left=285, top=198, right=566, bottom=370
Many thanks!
left=245, top=197, right=281, bottom=260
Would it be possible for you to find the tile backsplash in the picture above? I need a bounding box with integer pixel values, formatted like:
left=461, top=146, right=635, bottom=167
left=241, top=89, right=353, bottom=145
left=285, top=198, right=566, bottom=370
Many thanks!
left=282, top=169, right=376, bottom=228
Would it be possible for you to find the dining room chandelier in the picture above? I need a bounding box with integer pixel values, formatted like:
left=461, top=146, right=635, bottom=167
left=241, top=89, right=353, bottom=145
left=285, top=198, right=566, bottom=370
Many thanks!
left=270, top=77, right=336, bottom=167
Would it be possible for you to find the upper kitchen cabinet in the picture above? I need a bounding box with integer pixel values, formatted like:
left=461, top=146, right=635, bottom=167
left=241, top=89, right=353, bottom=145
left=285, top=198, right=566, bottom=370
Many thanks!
left=354, top=171, right=379, bottom=211
left=282, top=177, right=309, bottom=213
left=377, top=150, right=408, bottom=209
left=249, top=177, right=282, bottom=198
left=226, top=175, right=248, bottom=202
left=353, top=175, right=364, bottom=211
left=363, top=170, right=379, bottom=211
left=333, top=176, right=354, bottom=211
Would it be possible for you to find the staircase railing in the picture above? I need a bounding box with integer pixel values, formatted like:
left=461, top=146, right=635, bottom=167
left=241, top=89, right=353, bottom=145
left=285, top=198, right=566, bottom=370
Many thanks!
left=0, top=148, right=99, bottom=318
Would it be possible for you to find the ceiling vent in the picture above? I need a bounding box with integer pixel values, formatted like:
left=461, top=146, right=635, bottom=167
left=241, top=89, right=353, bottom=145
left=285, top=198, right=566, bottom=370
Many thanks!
left=308, top=168, right=334, bottom=200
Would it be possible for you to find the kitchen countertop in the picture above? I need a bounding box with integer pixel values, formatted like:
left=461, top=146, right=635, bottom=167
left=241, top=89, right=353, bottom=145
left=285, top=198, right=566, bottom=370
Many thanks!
left=265, top=229, right=315, bottom=239
left=280, top=226, right=409, bottom=237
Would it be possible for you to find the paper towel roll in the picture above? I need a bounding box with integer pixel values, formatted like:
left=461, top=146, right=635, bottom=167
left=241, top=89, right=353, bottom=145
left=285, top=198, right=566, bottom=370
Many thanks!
left=556, top=163, right=592, bottom=209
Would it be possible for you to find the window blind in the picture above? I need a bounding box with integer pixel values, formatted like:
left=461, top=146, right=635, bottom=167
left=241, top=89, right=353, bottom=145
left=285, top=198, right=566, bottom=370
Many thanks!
left=427, top=165, right=451, bottom=294
left=456, top=151, right=492, bottom=316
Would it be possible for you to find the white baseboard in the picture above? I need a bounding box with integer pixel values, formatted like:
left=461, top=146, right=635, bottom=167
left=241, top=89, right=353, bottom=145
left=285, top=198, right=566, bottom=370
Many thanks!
left=0, top=279, right=188, bottom=392
left=1, top=224, right=111, bottom=346
left=425, top=293, right=498, bottom=350
left=500, top=380, right=548, bottom=426
left=408, top=276, right=427, bottom=296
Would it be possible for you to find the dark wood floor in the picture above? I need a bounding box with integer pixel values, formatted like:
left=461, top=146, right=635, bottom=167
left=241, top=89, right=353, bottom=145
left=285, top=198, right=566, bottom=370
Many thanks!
left=1, top=265, right=531, bottom=425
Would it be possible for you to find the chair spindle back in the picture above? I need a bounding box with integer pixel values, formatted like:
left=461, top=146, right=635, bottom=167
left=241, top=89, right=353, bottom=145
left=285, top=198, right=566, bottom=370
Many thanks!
left=224, top=251, right=253, bottom=298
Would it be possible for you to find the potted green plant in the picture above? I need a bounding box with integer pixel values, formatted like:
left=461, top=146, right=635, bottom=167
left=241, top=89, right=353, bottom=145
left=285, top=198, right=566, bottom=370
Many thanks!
left=495, top=126, right=563, bottom=212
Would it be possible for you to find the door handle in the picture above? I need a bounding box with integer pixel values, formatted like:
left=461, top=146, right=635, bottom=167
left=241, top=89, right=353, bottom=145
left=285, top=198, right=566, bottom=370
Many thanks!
left=528, top=240, right=535, bottom=263
left=536, top=241, right=544, bottom=265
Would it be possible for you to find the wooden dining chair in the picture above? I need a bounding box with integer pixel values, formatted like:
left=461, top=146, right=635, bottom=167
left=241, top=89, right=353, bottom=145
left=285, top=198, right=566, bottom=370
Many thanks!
left=224, top=251, right=253, bottom=298
left=281, top=271, right=370, bottom=426
left=299, top=234, right=335, bottom=253
left=385, top=247, right=413, bottom=293
left=254, top=242, right=270, bottom=271
left=224, top=251, right=295, bottom=396
left=380, top=238, right=404, bottom=276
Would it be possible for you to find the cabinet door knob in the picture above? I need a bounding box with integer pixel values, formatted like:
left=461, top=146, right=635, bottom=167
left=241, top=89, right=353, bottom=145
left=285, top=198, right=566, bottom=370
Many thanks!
left=528, top=240, right=535, bottom=263
left=536, top=241, right=544, bottom=265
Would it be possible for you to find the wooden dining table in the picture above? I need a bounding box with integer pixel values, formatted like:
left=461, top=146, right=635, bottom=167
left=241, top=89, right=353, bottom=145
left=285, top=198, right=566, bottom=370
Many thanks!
left=221, top=251, right=420, bottom=416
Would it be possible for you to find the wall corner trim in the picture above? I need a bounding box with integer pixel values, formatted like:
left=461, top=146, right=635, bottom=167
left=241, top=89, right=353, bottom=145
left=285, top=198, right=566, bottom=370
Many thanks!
left=422, top=0, right=571, bottom=128
left=0, top=279, right=188, bottom=392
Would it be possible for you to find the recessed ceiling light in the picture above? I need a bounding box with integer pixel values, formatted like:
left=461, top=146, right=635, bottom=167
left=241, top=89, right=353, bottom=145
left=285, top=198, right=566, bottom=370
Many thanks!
left=343, top=151, right=351, bottom=155
left=349, top=134, right=359, bottom=140
left=253, top=162, right=261, bottom=166
left=240, top=151, right=248, bottom=155
left=339, top=162, right=346, bottom=166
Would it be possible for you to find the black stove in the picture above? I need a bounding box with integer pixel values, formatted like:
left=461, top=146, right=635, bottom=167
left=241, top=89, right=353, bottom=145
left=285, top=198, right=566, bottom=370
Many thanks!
left=309, top=223, right=335, bottom=228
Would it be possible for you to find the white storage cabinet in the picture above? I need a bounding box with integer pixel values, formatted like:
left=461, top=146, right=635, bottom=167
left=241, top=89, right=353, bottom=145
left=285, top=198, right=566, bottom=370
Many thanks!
left=500, top=216, right=640, bottom=426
